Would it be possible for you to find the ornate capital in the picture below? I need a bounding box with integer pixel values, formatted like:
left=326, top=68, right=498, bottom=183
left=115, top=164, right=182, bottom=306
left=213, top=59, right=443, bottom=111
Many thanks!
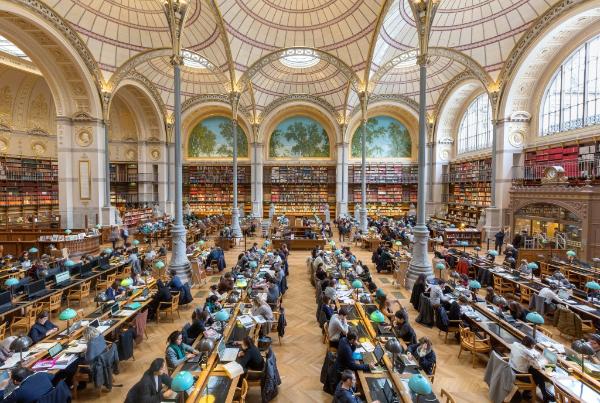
left=101, top=90, right=111, bottom=119
left=407, top=0, right=440, bottom=57
left=230, top=91, right=241, bottom=120
left=170, top=55, right=184, bottom=67
left=359, top=91, right=369, bottom=121
left=162, top=0, right=190, bottom=56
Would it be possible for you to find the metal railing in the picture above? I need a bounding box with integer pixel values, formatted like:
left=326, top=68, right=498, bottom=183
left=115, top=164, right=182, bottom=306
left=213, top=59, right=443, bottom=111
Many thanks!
left=512, top=158, right=600, bottom=183
left=441, top=169, right=491, bottom=184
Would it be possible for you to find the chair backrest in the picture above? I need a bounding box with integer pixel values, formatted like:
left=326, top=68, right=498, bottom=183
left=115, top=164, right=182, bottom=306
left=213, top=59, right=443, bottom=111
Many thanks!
left=493, top=276, right=502, bottom=286
left=554, top=381, right=582, bottom=403
left=0, top=322, right=5, bottom=339
left=440, top=388, right=456, bottom=403
left=240, top=378, right=248, bottom=400
left=170, top=292, right=180, bottom=310
left=49, top=292, right=62, bottom=306
left=80, top=281, right=91, bottom=296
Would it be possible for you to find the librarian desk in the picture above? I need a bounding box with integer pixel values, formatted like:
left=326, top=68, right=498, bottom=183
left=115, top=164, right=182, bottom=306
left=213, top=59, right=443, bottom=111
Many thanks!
left=458, top=296, right=600, bottom=400
left=38, top=234, right=101, bottom=257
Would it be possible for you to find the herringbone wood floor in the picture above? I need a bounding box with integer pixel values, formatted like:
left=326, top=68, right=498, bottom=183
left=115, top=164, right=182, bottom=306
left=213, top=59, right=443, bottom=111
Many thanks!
left=74, top=235, right=493, bottom=403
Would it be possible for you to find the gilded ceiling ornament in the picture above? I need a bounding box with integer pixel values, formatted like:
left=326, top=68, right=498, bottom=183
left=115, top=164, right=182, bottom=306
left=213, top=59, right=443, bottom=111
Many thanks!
left=75, top=127, right=93, bottom=147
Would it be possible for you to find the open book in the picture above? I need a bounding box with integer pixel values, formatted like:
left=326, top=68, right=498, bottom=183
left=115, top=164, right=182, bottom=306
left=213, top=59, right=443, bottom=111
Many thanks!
left=222, top=361, right=244, bottom=379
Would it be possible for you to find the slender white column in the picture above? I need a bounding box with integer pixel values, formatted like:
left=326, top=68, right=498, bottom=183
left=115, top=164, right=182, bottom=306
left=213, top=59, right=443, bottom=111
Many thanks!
left=359, top=92, right=368, bottom=232
left=230, top=92, right=242, bottom=238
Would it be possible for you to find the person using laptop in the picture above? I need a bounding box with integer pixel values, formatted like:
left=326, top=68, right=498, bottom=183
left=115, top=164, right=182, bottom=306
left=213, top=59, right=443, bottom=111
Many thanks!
left=407, top=337, right=436, bottom=375
left=28, top=311, right=58, bottom=343
left=328, top=307, right=349, bottom=348
left=165, top=331, right=199, bottom=369
left=0, top=367, right=55, bottom=403
left=186, top=310, right=212, bottom=342
left=394, top=310, right=417, bottom=345
left=335, top=331, right=374, bottom=373
left=106, top=280, right=125, bottom=301
left=334, top=370, right=379, bottom=403
left=235, top=336, right=264, bottom=374
left=84, top=326, right=107, bottom=364
left=125, top=358, right=172, bottom=403
left=251, top=297, right=274, bottom=336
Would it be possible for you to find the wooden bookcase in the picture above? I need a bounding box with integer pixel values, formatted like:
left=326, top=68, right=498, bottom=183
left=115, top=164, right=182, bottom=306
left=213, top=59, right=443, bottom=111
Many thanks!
left=0, top=156, right=59, bottom=222
left=444, top=158, right=491, bottom=227
left=442, top=228, right=482, bottom=247
left=183, top=165, right=251, bottom=216
left=349, top=163, right=418, bottom=217
left=122, top=207, right=153, bottom=227
left=264, top=166, right=335, bottom=216
left=110, top=163, right=139, bottom=207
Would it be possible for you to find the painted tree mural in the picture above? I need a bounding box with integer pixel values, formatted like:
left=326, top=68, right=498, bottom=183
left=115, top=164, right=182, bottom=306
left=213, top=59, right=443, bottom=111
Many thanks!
left=351, top=116, right=412, bottom=158
left=269, top=116, right=330, bottom=158
left=188, top=116, right=248, bottom=158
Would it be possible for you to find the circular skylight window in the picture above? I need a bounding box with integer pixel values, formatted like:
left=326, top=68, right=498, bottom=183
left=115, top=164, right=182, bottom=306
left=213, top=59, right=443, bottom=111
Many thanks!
left=181, top=50, right=210, bottom=70
left=280, top=50, right=319, bottom=69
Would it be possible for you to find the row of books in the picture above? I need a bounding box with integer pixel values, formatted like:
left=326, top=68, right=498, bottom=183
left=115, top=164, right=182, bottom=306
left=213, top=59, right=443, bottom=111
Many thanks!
left=183, top=166, right=250, bottom=184
left=348, top=164, right=418, bottom=184
left=266, top=166, right=335, bottom=184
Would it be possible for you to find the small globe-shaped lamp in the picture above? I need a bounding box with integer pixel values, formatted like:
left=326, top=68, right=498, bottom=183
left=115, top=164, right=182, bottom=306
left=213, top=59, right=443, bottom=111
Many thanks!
left=28, top=247, right=38, bottom=254
left=64, top=259, right=76, bottom=267
left=198, top=338, right=214, bottom=354
left=375, top=288, right=386, bottom=298
left=4, top=278, right=19, bottom=287
left=460, top=241, right=469, bottom=247
left=264, top=240, right=271, bottom=246
left=154, top=260, right=165, bottom=269
left=104, top=248, right=113, bottom=255
left=370, top=310, right=385, bottom=323
left=329, top=240, right=335, bottom=246
left=435, top=263, right=445, bottom=271
left=198, top=240, right=205, bottom=246
left=341, top=261, right=352, bottom=269
left=96, top=224, right=102, bottom=229
left=395, top=240, right=402, bottom=247
left=488, top=250, right=499, bottom=257
left=257, top=249, right=265, bottom=256
left=474, top=246, right=481, bottom=251
left=468, top=280, right=481, bottom=290
left=586, top=281, right=600, bottom=291
left=408, top=374, right=432, bottom=395
left=526, top=312, right=544, bottom=325
left=527, top=262, right=539, bottom=270
left=214, top=309, right=230, bottom=322
left=566, top=250, right=576, bottom=257
left=120, top=278, right=133, bottom=287
left=351, top=280, right=363, bottom=289
left=249, top=261, right=258, bottom=269
left=59, top=308, right=77, bottom=321
left=132, top=240, right=140, bottom=246
left=334, top=249, right=342, bottom=256
left=64, top=229, right=72, bottom=235
left=384, top=338, right=402, bottom=355
left=171, top=371, right=195, bottom=393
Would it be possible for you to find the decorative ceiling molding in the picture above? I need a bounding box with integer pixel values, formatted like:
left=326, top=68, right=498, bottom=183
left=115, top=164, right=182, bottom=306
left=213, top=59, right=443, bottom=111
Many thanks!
left=121, top=72, right=168, bottom=123
left=363, top=0, right=393, bottom=85
left=181, top=93, right=252, bottom=122
left=0, top=51, right=40, bottom=75
left=434, top=71, right=480, bottom=121
left=260, top=94, right=339, bottom=124
left=348, top=93, right=420, bottom=120
left=9, top=0, right=104, bottom=91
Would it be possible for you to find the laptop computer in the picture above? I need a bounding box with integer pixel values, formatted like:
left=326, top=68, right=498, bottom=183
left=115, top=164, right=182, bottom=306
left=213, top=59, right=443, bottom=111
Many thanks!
left=99, top=257, right=110, bottom=271
left=48, top=343, right=63, bottom=358
left=25, top=280, right=50, bottom=300
left=0, top=291, right=13, bottom=314
left=217, top=340, right=239, bottom=362
left=79, top=263, right=94, bottom=279
left=110, top=302, right=131, bottom=317
left=134, top=288, right=150, bottom=302
left=89, top=318, right=110, bottom=333
left=68, top=263, right=82, bottom=277
left=53, top=271, right=74, bottom=289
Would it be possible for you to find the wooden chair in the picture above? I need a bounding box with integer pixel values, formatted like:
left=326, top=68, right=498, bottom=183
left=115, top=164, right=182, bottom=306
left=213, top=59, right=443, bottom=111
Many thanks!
left=233, top=378, right=248, bottom=403
left=40, top=291, right=62, bottom=317
left=497, top=356, right=536, bottom=399
left=458, top=326, right=492, bottom=368
left=427, top=362, right=436, bottom=384
left=191, top=260, right=207, bottom=286
left=270, top=311, right=282, bottom=345
left=519, top=286, right=532, bottom=305
left=0, top=321, right=6, bottom=340
left=538, top=325, right=553, bottom=338
left=95, top=273, right=116, bottom=294
left=438, top=319, right=462, bottom=344
left=157, top=292, right=180, bottom=323
left=67, top=281, right=91, bottom=307
left=10, top=305, right=39, bottom=336
left=493, top=276, right=513, bottom=294
left=554, top=381, right=583, bottom=403
left=440, top=388, right=456, bottom=403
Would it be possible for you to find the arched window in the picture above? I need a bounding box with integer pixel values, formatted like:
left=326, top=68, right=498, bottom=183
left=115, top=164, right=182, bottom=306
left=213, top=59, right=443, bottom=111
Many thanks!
left=457, top=93, right=492, bottom=154
left=540, top=34, right=600, bottom=135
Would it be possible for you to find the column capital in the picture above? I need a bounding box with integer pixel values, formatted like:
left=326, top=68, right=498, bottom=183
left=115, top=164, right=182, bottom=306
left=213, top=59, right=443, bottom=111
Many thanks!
left=230, top=91, right=241, bottom=120
left=170, top=55, right=184, bottom=66
left=162, top=0, right=191, bottom=56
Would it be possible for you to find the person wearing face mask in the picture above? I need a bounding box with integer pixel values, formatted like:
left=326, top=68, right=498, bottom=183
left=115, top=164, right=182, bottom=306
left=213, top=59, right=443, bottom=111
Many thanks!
left=334, top=370, right=380, bottom=403
left=407, top=337, right=437, bottom=375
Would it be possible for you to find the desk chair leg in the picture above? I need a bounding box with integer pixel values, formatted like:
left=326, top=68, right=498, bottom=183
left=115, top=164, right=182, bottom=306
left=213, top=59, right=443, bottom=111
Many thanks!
left=458, top=345, right=463, bottom=359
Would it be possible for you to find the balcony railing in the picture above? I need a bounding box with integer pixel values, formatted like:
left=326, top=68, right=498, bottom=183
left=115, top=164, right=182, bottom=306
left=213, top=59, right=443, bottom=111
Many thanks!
left=512, top=158, right=600, bottom=184
left=441, top=169, right=492, bottom=184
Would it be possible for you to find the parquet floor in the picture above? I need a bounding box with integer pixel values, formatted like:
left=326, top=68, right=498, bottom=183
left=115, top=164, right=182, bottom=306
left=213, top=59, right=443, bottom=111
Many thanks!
left=73, top=234, right=494, bottom=403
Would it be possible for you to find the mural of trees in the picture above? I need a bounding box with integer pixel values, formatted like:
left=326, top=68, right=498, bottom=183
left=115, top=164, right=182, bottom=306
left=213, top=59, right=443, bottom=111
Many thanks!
left=188, top=116, right=248, bottom=158
left=351, top=116, right=412, bottom=158
left=269, top=116, right=330, bottom=158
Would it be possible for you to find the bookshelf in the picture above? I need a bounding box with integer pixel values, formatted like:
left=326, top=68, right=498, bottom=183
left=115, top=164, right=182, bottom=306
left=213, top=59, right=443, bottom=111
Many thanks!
left=0, top=156, right=59, bottom=220
left=183, top=165, right=251, bottom=216
left=443, top=158, right=491, bottom=227
left=110, top=163, right=139, bottom=207
left=348, top=163, right=418, bottom=217
left=442, top=228, right=482, bottom=247
left=122, top=207, right=153, bottom=227
left=264, top=166, right=335, bottom=216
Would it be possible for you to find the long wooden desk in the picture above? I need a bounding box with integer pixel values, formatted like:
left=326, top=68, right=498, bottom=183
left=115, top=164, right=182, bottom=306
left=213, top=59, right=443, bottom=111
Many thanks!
left=272, top=238, right=326, bottom=250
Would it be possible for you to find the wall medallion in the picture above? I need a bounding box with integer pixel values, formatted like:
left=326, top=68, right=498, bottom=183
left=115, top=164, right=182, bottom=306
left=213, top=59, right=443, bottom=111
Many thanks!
left=150, top=148, right=160, bottom=161
left=75, top=127, right=93, bottom=147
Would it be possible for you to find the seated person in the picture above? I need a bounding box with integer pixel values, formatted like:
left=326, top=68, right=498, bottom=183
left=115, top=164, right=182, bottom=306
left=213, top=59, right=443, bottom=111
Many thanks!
left=106, top=279, right=125, bottom=301
left=589, top=334, right=600, bottom=364
left=335, top=331, right=373, bottom=372
left=0, top=340, right=13, bottom=366
left=131, top=272, right=146, bottom=287
left=508, top=301, right=529, bottom=321
left=208, top=284, right=223, bottom=301
left=508, top=335, right=552, bottom=402
left=235, top=336, right=264, bottom=373
left=485, top=287, right=498, bottom=304
left=320, top=296, right=335, bottom=322
left=394, top=310, right=417, bottom=345
left=167, top=270, right=184, bottom=293
left=186, top=310, right=211, bottom=341
left=519, top=259, right=532, bottom=276
left=0, top=367, right=54, bottom=403
left=328, top=307, right=349, bottom=348
left=28, top=311, right=58, bottom=343
left=125, top=358, right=172, bottom=403
left=538, top=283, right=562, bottom=313
left=251, top=297, right=274, bottom=335
left=217, top=273, right=234, bottom=294
left=84, top=326, right=107, bottom=364
left=334, top=370, right=373, bottom=403
left=165, top=331, right=198, bottom=369
left=203, top=295, right=221, bottom=314
left=407, top=337, right=436, bottom=375
left=428, top=280, right=445, bottom=308
left=265, top=277, right=281, bottom=305
left=148, top=280, right=172, bottom=320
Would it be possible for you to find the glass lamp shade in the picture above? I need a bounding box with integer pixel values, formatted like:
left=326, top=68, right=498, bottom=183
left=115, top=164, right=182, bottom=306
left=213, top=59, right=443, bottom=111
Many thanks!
left=104, top=248, right=113, bottom=255
left=341, top=261, right=352, bottom=269
left=435, top=263, right=445, bottom=270
left=571, top=339, right=595, bottom=356
left=10, top=336, right=32, bottom=352
left=28, top=247, right=38, bottom=254
left=120, top=278, right=133, bottom=287
left=566, top=250, right=576, bottom=257
left=154, top=260, right=165, bottom=269
left=468, top=280, right=481, bottom=290
left=96, top=224, right=102, bottom=229
left=171, top=371, right=195, bottom=392
left=384, top=338, right=402, bottom=354
left=257, top=249, right=265, bottom=256
left=488, top=250, right=499, bottom=257
left=248, top=261, right=258, bottom=269
left=198, top=240, right=205, bottom=246
left=132, top=240, right=140, bottom=246
left=375, top=289, right=386, bottom=298
left=586, top=281, right=600, bottom=290
left=4, top=278, right=19, bottom=287
left=264, top=240, right=271, bottom=246
left=214, top=309, right=230, bottom=322
left=266, top=252, right=274, bottom=258
left=64, top=259, right=76, bottom=267
left=474, top=246, right=481, bottom=251
left=370, top=310, right=385, bottom=323
left=64, top=229, right=72, bottom=235
left=334, top=249, right=342, bottom=256
left=329, top=240, right=335, bottom=246
left=526, top=312, right=545, bottom=325
left=59, top=308, right=78, bottom=321
left=506, top=257, right=516, bottom=264
left=198, top=338, right=214, bottom=353
left=351, top=280, right=363, bottom=289
left=460, top=241, right=469, bottom=247
left=395, top=240, right=402, bottom=246
left=527, top=262, right=539, bottom=270
left=408, top=374, right=432, bottom=395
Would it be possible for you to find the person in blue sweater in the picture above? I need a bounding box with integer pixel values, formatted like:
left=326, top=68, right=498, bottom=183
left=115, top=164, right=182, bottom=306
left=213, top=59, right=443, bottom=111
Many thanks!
left=334, top=370, right=380, bottom=403
left=106, top=279, right=125, bottom=301
left=1, top=367, right=54, bottom=403
left=168, top=270, right=184, bottom=293
left=407, top=336, right=437, bottom=375
left=28, top=311, right=58, bottom=343
left=335, top=331, right=374, bottom=372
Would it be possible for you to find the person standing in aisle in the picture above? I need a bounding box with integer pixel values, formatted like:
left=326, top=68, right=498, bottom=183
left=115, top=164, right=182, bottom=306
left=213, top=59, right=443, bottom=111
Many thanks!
left=495, top=228, right=505, bottom=254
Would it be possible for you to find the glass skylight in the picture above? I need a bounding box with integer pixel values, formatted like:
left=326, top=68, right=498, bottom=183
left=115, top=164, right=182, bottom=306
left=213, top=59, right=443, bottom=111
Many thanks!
left=181, top=50, right=208, bottom=69
left=280, top=54, right=319, bottom=69
left=0, top=35, right=30, bottom=61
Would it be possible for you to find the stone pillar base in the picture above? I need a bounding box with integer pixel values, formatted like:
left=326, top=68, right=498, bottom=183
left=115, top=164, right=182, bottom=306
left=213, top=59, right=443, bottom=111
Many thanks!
left=359, top=207, right=368, bottom=233
left=169, top=224, right=190, bottom=283
left=231, top=207, right=242, bottom=238
left=336, top=202, right=348, bottom=218
left=406, top=225, right=433, bottom=289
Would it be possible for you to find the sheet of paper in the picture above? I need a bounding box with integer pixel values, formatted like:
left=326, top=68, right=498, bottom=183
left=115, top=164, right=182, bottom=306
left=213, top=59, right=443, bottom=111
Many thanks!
left=361, top=341, right=375, bottom=352
left=223, top=361, right=244, bottom=379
